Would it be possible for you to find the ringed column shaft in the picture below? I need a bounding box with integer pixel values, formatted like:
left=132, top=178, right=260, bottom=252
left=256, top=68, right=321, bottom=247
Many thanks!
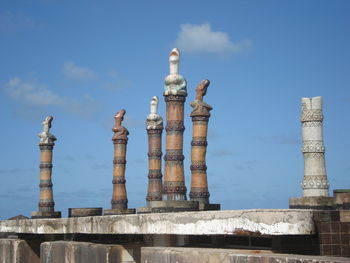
left=111, top=109, right=129, bottom=210
left=301, top=96, right=329, bottom=197
left=38, top=143, right=55, bottom=212
left=189, top=80, right=212, bottom=204
left=163, top=48, right=188, bottom=201
left=146, top=96, right=163, bottom=203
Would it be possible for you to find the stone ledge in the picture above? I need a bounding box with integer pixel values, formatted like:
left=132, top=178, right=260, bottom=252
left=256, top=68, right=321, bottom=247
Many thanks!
left=289, top=196, right=334, bottom=209
left=141, top=247, right=350, bottom=263
left=0, top=209, right=315, bottom=236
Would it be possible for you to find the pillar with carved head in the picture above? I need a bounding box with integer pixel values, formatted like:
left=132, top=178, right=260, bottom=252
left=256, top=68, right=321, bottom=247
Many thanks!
left=162, top=48, right=188, bottom=201
left=104, top=109, right=135, bottom=215
left=31, top=116, right=61, bottom=218
left=146, top=96, right=163, bottom=204
left=189, top=80, right=212, bottom=204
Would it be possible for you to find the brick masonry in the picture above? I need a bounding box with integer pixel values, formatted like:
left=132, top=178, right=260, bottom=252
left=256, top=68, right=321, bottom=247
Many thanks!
left=317, top=221, right=350, bottom=257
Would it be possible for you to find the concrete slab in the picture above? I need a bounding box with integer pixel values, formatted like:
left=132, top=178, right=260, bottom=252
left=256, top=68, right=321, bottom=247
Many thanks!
left=141, top=247, right=350, bottom=263
left=0, top=209, right=315, bottom=236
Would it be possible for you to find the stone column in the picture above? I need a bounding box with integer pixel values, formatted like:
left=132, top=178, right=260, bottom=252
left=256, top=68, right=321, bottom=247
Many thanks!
left=301, top=96, right=329, bottom=197
left=32, top=116, right=61, bottom=219
left=289, top=96, right=333, bottom=209
left=104, top=109, right=135, bottom=215
left=162, top=48, right=188, bottom=201
left=146, top=96, right=163, bottom=204
left=189, top=80, right=212, bottom=205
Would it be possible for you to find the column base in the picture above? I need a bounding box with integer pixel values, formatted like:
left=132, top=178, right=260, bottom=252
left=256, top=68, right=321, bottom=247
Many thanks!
left=198, top=203, right=221, bottom=211
left=103, top=208, right=136, bottom=215
left=289, top=196, right=334, bottom=210
left=137, top=200, right=199, bottom=214
left=31, top=211, right=61, bottom=219
left=68, top=208, right=103, bottom=217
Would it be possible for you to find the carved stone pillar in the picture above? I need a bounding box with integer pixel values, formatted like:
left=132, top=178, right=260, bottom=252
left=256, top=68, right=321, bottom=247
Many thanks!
left=301, top=96, right=329, bottom=197
left=289, top=96, right=333, bottom=210
left=32, top=116, right=61, bottom=219
left=162, top=48, right=188, bottom=201
left=104, top=109, right=135, bottom=215
left=146, top=96, right=163, bottom=204
left=189, top=80, right=212, bottom=204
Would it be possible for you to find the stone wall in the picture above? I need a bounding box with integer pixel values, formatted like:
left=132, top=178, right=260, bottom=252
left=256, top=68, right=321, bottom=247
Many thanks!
left=0, top=239, right=39, bottom=263
left=40, top=241, right=140, bottom=263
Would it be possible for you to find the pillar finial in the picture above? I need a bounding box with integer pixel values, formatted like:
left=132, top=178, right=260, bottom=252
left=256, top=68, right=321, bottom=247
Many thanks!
left=164, top=48, right=187, bottom=96
left=147, top=96, right=163, bottom=130
left=39, top=116, right=56, bottom=144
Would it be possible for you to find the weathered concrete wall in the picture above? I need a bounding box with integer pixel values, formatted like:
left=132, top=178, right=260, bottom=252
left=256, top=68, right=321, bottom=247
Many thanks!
left=0, top=209, right=315, bottom=235
left=0, top=239, right=39, bottom=263
left=41, top=241, right=140, bottom=263
left=141, top=247, right=350, bottom=263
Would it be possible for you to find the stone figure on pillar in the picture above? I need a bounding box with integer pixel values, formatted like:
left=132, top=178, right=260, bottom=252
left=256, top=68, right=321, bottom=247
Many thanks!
left=39, top=116, right=56, bottom=144
left=164, top=48, right=187, bottom=96
left=190, top=79, right=213, bottom=118
left=147, top=96, right=163, bottom=129
left=112, top=109, right=129, bottom=141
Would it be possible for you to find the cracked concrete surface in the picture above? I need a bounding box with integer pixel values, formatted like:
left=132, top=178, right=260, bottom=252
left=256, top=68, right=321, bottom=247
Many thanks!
left=0, top=209, right=315, bottom=235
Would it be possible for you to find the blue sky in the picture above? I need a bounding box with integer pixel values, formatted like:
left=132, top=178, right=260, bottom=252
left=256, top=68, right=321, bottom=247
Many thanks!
left=0, top=0, right=349, bottom=219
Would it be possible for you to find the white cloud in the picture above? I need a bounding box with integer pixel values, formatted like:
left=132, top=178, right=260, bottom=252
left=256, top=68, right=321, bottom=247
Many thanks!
left=4, top=78, right=100, bottom=119
left=5, top=78, right=66, bottom=107
left=175, top=23, right=251, bottom=55
left=63, top=62, right=97, bottom=80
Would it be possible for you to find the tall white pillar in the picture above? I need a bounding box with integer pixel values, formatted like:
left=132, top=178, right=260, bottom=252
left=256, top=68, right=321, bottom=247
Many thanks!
left=301, top=96, right=329, bottom=197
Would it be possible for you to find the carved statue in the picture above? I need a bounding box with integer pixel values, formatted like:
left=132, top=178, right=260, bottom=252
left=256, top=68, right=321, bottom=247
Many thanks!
left=146, top=96, right=163, bottom=130
left=38, top=116, right=57, bottom=144
left=164, top=48, right=187, bottom=96
left=190, top=79, right=212, bottom=117
left=112, top=109, right=129, bottom=141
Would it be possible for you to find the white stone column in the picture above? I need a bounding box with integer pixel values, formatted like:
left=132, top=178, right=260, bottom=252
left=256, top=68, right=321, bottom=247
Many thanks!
left=301, top=96, right=329, bottom=197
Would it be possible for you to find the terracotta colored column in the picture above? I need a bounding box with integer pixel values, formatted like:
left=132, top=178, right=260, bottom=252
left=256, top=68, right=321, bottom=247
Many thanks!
left=189, top=80, right=212, bottom=204
left=146, top=96, right=163, bottom=204
left=104, top=109, right=135, bottom=215
left=32, top=116, right=61, bottom=218
left=162, top=48, right=188, bottom=201
left=301, top=96, right=329, bottom=196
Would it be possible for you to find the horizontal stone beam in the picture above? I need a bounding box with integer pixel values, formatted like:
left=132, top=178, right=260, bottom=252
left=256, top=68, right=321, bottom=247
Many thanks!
left=0, top=209, right=315, bottom=236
